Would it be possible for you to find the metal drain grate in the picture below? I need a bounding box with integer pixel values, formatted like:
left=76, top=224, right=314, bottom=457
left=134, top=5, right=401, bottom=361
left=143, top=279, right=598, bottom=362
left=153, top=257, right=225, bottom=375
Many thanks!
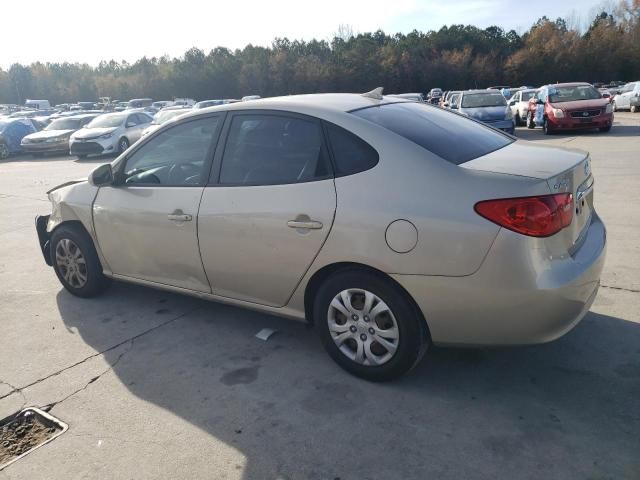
left=0, top=407, right=68, bottom=471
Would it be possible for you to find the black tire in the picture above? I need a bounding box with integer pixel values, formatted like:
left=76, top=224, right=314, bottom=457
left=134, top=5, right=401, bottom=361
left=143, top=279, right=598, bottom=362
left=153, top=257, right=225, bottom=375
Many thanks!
left=76, top=154, right=87, bottom=160
left=526, top=112, right=535, bottom=129
left=516, top=112, right=522, bottom=127
left=50, top=224, right=111, bottom=298
left=542, top=117, right=552, bottom=135
left=0, top=142, right=9, bottom=160
left=118, top=137, right=130, bottom=153
left=631, top=105, right=638, bottom=113
left=314, top=269, right=428, bottom=381
left=599, top=125, right=611, bottom=133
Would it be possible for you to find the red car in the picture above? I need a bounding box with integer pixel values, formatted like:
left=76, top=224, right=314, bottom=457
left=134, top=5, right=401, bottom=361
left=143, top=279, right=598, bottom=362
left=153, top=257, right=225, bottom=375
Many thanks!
left=526, top=82, right=613, bottom=134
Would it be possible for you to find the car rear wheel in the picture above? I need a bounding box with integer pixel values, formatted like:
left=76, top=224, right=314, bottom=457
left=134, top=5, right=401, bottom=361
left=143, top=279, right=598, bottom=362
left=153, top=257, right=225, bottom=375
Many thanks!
left=0, top=142, right=9, bottom=159
left=542, top=117, right=553, bottom=135
left=526, top=112, right=535, bottom=129
left=118, top=137, right=130, bottom=153
left=50, top=224, right=111, bottom=298
left=314, top=269, right=428, bottom=381
left=631, top=105, right=638, bottom=113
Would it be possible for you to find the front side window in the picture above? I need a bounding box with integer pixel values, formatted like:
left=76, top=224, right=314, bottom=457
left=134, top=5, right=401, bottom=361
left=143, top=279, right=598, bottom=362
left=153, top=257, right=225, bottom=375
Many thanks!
left=122, top=117, right=221, bottom=186
left=352, top=102, right=512, bottom=165
left=218, top=114, right=330, bottom=185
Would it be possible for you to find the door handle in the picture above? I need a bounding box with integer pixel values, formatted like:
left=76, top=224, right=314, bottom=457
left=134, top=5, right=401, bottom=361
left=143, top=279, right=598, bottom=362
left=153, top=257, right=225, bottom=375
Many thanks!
left=168, top=210, right=192, bottom=222
left=287, top=220, right=323, bottom=230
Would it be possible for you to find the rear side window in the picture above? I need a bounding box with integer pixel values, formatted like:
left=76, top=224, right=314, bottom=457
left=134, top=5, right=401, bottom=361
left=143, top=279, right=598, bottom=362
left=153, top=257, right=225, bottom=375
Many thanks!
left=352, top=102, right=513, bottom=165
left=219, top=114, right=331, bottom=185
left=325, top=123, right=378, bottom=176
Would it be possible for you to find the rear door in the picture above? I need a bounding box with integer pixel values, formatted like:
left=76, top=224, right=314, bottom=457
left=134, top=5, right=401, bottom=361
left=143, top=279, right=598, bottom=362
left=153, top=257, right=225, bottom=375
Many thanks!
left=198, top=111, right=336, bottom=307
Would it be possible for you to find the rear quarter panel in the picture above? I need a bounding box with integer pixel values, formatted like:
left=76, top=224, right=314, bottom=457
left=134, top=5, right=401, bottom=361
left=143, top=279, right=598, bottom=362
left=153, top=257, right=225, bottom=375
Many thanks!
left=285, top=114, right=552, bottom=311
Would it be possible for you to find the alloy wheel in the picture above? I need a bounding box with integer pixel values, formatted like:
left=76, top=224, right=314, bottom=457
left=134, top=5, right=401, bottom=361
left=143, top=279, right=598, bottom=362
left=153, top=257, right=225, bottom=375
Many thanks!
left=0, top=143, right=9, bottom=159
left=327, top=289, right=400, bottom=366
left=55, top=238, right=88, bottom=288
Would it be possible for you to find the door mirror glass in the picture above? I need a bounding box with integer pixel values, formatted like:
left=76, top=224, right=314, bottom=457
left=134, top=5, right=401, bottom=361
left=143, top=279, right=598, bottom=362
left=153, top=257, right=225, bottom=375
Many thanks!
left=89, top=163, right=113, bottom=186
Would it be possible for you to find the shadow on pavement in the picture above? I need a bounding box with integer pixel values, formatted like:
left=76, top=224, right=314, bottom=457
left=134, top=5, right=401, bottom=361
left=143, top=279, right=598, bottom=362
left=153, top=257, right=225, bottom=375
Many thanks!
left=55, top=282, right=640, bottom=479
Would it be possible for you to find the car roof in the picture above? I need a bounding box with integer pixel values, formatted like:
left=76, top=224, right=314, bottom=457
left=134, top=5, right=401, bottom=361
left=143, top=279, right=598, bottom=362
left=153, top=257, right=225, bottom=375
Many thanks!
left=180, top=93, right=409, bottom=119
left=462, top=89, right=504, bottom=94
left=542, top=82, right=592, bottom=88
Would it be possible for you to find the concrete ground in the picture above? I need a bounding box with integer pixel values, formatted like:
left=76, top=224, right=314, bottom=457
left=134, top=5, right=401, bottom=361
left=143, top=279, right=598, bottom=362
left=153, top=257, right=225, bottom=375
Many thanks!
left=1, top=113, right=639, bottom=480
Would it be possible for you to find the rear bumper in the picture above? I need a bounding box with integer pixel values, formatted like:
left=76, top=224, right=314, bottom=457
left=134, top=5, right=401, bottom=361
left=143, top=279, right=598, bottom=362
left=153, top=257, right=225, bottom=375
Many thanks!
left=36, top=215, right=52, bottom=266
left=393, top=214, right=606, bottom=346
left=483, top=119, right=515, bottom=134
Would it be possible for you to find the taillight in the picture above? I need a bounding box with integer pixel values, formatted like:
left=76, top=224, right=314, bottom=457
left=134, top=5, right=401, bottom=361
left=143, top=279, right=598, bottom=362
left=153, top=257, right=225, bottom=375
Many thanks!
left=475, top=193, right=573, bottom=237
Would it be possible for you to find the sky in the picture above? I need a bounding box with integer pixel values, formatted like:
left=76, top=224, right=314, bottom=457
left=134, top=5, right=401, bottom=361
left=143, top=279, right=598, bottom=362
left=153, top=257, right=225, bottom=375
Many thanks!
left=0, top=0, right=614, bottom=68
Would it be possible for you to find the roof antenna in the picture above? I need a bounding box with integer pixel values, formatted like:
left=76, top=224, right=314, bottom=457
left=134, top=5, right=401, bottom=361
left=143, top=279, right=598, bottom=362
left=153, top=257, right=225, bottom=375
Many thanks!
left=361, top=87, right=384, bottom=100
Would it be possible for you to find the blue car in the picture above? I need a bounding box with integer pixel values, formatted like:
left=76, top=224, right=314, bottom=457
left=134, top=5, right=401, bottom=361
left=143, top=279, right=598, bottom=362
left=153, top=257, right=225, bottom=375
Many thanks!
left=0, top=118, right=39, bottom=159
left=453, top=90, right=515, bottom=135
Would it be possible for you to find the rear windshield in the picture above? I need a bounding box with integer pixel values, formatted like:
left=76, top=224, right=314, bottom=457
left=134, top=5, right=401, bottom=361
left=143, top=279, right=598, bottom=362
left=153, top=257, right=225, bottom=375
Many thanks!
left=352, top=102, right=513, bottom=165
left=461, top=93, right=507, bottom=108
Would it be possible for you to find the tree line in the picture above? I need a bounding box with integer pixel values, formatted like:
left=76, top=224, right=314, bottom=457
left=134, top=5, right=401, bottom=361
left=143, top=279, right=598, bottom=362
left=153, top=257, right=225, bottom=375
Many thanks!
left=1, top=1, right=638, bottom=105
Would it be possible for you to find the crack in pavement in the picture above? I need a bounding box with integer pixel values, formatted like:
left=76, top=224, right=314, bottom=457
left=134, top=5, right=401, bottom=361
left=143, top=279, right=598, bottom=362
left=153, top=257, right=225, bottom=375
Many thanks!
left=0, top=307, right=202, bottom=402
left=0, top=380, right=27, bottom=411
left=601, top=284, right=640, bottom=294
left=43, top=342, right=132, bottom=412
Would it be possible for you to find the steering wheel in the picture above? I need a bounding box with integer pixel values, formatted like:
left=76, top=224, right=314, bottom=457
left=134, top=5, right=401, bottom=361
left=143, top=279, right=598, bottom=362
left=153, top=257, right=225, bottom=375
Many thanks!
left=168, top=163, right=200, bottom=184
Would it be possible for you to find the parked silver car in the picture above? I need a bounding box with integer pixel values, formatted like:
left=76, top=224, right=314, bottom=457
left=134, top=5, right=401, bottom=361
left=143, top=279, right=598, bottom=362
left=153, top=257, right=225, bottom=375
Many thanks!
left=36, top=92, right=605, bottom=381
left=612, top=81, right=640, bottom=112
left=69, top=112, right=152, bottom=158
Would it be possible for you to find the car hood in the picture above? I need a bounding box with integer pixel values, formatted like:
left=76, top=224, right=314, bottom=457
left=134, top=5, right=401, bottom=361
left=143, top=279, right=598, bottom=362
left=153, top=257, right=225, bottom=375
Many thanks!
left=72, top=127, right=117, bottom=139
left=46, top=178, right=87, bottom=194
left=24, top=129, right=74, bottom=141
left=550, top=99, right=609, bottom=110
left=460, top=106, right=507, bottom=121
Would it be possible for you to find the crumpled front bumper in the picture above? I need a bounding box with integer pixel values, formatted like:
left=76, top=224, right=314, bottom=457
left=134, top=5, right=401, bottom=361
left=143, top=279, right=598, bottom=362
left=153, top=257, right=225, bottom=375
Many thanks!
left=35, top=215, right=52, bottom=266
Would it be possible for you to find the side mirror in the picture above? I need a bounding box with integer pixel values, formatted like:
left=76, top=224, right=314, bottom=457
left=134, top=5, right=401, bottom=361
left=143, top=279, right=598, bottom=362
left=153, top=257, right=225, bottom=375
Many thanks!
left=443, top=102, right=450, bottom=107
left=89, top=163, right=113, bottom=186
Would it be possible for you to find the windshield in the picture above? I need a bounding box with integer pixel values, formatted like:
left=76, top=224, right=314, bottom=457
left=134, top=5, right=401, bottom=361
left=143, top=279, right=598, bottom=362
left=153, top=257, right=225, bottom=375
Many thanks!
left=548, top=85, right=601, bottom=103
left=352, top=102, right=512, bottom=165
left=153, top=110, right=185, bottom=124
left=45, top=118, right=82, bottom=131
left=87, top=113, right=125, bottom=128
left=461, top=93, right=507, bottom=108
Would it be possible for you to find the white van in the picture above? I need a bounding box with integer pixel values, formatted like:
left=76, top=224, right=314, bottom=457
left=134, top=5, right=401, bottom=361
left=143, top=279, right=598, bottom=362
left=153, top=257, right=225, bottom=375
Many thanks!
left=25, top=99, right=51, bottom=110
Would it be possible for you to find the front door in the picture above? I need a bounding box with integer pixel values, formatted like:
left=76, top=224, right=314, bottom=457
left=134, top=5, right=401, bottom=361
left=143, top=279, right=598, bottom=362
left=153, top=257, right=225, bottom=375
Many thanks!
left=198, top=112, right=336, bottom=307
left=93, top=114, right=223, bottom=292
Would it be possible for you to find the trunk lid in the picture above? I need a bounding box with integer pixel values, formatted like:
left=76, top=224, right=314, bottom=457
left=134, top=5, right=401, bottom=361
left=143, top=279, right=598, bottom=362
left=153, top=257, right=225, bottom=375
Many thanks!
left=463, top=140, right=594, bottom=252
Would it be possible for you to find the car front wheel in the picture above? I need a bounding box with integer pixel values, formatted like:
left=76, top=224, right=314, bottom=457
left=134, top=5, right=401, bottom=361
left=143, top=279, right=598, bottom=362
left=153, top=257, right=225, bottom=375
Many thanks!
left=50, top=224, right=111, bottom=298
left=314, top=270, right=428, bottom=381
left=118, top=137, right=130, bottom=153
